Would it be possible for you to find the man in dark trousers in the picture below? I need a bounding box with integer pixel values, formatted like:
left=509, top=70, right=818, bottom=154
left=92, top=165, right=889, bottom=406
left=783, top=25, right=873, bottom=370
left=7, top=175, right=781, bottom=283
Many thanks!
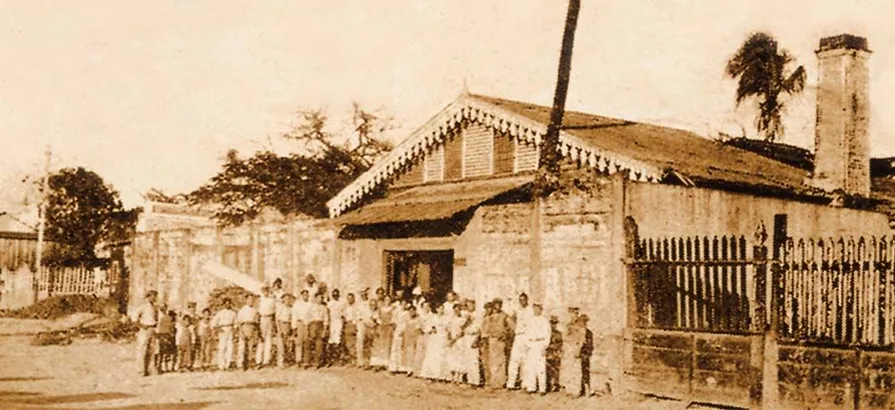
left=305, top=292, right=330, bottom=368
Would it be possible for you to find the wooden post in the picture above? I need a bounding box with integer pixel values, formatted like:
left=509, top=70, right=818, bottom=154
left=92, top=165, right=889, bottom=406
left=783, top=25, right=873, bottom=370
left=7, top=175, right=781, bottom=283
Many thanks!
left=760, top=214, right=787, bottom=409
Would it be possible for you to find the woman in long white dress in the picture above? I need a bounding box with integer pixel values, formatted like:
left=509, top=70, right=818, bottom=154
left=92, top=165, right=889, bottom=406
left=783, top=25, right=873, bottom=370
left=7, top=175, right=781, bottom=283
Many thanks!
left=370, top=296, right=393, bottom=368
left=461, top=300, right=483, bottom=386
left=446, top=303, right=469, bottom=384
left=412, top=302, right=431, bottom=376
left=419, top=304, right=448, bottom=381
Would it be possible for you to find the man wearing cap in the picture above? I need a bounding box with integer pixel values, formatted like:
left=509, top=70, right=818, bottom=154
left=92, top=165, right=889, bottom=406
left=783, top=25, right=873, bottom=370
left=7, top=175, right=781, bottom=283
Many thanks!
left=132, top=290, right=160, bottom=376
left=523, top=303, right=550, bottom=394
left=275, top=293, right=294, bottom=368
left=211, top=298, right=237, bottom=370
left=291, top=289, right=311, bottom=367
left=506, top=293, right=534, bottom=389
left=258, top=286, right=277, bottom=367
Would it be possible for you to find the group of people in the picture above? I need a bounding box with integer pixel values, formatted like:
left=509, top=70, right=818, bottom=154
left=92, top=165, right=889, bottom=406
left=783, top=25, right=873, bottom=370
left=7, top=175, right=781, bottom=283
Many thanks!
left=131, top=274, right=595, bottom=397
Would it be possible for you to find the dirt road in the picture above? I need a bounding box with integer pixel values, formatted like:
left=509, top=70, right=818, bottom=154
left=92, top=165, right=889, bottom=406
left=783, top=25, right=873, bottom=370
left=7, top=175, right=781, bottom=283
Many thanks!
left=0, top=334, right=679, bottom=410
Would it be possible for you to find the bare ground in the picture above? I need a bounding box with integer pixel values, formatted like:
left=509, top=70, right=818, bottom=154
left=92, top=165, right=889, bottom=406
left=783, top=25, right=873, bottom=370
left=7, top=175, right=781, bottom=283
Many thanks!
left=0, top=331, right=686, bottom=410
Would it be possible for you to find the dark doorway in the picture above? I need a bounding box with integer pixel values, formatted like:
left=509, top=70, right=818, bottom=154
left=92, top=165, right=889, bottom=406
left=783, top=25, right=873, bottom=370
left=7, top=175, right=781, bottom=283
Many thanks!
left=385, top=250, right=453, bottom=305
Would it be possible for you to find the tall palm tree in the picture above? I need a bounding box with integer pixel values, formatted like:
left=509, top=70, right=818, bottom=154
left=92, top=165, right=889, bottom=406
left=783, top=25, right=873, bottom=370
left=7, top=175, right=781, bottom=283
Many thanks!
left=725, top=32, right=806, bottom=142
left=534, top=0, right=581, bottom=198
left=530, top=0, right=581, bottom=304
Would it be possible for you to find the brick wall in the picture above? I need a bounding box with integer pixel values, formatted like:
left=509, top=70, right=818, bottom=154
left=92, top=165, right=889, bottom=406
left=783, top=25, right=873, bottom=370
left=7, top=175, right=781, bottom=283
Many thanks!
left=457, top=203, right=533, bottom=306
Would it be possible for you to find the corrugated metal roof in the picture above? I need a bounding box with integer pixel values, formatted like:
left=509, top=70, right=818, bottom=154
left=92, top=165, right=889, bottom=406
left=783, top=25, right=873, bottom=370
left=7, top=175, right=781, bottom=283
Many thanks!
left=471, top=94, right=814, bottom=194
left=335, top=175, right=532, bottom=226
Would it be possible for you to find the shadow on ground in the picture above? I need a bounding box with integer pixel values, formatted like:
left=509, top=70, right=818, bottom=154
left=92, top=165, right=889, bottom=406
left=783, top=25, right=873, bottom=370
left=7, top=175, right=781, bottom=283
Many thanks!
left=195, top=381, right=290, bottom=391
left=0, top=377, right=52, bottom=382
left=0, top=390, right=216, bottom=410
left=50, top=402, right=217, bottom=410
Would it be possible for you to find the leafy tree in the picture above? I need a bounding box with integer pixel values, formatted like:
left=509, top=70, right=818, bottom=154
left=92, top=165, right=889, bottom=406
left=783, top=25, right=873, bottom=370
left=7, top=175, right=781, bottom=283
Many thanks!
left=43, top=167, right=140, bottom=266
left=725, top=32, right=806, bottom=142
left=190, top=104, right=394, bottom=226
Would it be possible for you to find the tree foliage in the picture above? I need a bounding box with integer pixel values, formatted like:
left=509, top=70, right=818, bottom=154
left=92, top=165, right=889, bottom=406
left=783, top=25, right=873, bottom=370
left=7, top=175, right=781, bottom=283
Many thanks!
left=44, top=167, right=140, bottom=266
left=190, top=104, right=394, bottom=226
left=725, top=32, right=806, bottom=142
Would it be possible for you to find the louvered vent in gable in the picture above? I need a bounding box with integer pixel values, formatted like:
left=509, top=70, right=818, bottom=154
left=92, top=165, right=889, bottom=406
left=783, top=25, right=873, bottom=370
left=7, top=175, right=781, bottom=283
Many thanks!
left=424, top=145, right=445, bottom=183
left=463, top=123, right=493, bottom=178
left=493, top=132, right=515, bottom=175
left=515, top=139, right=539, bottom=172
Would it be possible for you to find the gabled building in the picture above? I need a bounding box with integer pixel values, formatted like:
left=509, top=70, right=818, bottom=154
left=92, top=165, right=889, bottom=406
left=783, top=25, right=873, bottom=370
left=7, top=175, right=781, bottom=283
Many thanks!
left=318, top=33, right=891, bottom=387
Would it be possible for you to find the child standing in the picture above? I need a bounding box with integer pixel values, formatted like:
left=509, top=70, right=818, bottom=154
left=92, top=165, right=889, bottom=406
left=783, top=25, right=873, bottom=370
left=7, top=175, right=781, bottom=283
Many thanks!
left=175, top=314, right=194, bottom=371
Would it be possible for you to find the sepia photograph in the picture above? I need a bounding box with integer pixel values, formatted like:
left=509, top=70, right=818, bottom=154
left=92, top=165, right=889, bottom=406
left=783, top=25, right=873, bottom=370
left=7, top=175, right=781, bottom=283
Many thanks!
left=1, top=1, right=894, bottom=409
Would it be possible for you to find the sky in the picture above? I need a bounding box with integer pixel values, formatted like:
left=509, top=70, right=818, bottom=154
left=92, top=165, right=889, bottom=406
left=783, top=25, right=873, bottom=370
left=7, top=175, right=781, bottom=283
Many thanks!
left=1, top=0, right=894, bottom=210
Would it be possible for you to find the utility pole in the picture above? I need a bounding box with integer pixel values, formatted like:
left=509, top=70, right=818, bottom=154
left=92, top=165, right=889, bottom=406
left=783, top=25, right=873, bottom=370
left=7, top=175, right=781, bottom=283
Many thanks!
left=34, top=145, right=51, bottom=303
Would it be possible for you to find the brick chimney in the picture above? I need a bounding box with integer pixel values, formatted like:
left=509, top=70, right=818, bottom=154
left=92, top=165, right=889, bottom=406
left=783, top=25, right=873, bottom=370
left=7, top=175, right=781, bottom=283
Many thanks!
left=812, top=34, right=871, bottom=197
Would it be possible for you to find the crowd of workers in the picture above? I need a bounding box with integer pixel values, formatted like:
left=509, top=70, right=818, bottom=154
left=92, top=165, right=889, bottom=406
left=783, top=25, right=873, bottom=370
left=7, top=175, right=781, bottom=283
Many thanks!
left=131, top=274, right=595, bottom=396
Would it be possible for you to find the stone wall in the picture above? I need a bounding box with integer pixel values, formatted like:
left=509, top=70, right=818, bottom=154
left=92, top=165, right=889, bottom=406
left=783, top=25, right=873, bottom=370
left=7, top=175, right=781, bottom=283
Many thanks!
left=128, top=218, right=337, bottom=313
left=626, top=182, right=892, bottom=239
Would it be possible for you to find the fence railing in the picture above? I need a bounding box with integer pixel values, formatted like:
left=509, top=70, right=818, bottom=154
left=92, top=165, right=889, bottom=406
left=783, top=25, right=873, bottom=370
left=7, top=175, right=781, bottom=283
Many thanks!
left=630, top=235, right=760, bottom=334
left=631, top=230, right=895, bottom=348
left=777, top=236, right=895, bottom=346
left=36, top=266, right=108, bottom=296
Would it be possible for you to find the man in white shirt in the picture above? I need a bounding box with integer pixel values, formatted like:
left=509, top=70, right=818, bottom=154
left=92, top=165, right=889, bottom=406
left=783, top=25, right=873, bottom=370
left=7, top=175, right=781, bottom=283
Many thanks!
left=275, top=293, right=294, bottom=368
left=258, top=285, right=276, bottom=367
left=236, top=295, right=261, bottom=370
left=210, top=298, right=237, bottom=370
left=132, top=290, right=159, bottom=376
left=506, top=292, right=534, bottom=389
left=523, top=303, right=551, bottom=394
left=291, top=289, right=311, bottom=367
left=304, top=274, right=320, bottom=298
left=327, top=289, right=346, bottom=366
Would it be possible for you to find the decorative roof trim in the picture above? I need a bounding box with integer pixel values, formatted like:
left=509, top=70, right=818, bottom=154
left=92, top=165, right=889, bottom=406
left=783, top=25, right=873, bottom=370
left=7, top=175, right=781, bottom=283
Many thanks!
left=326, top=94, right=663, bottom=217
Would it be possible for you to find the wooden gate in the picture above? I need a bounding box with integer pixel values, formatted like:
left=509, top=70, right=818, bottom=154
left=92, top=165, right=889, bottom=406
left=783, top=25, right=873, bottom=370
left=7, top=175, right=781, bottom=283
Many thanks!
left=626, top=213, right=895, bottom=409
left=625, top=216, right=770, bottom=408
